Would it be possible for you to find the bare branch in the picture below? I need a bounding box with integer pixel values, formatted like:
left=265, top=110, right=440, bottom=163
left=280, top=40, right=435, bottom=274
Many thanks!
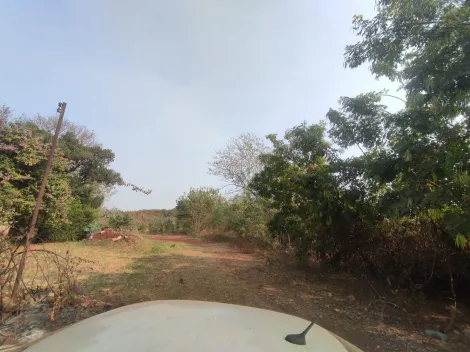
left=208, top=133, right=270, bottom=190
left=17, top=114, right=98, bottom=147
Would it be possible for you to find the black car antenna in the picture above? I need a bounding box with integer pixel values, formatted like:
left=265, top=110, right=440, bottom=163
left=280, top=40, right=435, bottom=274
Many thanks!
left=284, top=316, right=320, bottom=345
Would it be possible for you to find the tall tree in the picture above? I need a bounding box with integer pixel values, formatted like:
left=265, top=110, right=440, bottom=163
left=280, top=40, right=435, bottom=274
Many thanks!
left=328, top=0, right=470, bottom=246
left=176, top=188, right=222, bottom=233
left=59, top=131, right=123, bottom=207
left=249, top=0, right=470, bottom=287
left=0, top=107, right=73, bottom=236
left=19, top=115, right=98, bottom=146
left=1, top=105, right=150, bottom=241
left=208, top=133, right=270, bottom=191
left=250, top=123, right=345, bottom=258
left=346, top=0, right=469, bottom=118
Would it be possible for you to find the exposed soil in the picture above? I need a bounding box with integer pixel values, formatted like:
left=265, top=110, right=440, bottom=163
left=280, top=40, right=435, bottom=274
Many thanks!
left=143, top=234, right=470, bottom=351
left=88, top=229, right=127, bottom=240
left=87, top=230, right=138, bottom=245
left=4, top=234, right=470, bottom=351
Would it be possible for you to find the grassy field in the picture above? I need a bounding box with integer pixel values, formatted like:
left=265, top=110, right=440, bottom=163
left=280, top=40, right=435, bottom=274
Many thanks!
left=19, top=234, right=470, bottom=352
left=26, top=236, right=176, bottom=301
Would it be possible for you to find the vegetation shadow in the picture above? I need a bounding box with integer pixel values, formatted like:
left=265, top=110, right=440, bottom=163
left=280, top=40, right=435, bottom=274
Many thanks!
left=78, top=251, right=464, bottom=351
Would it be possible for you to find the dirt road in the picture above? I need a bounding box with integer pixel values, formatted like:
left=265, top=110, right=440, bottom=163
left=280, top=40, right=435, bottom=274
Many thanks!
left=79, top=234, right=469, bottom=351
left=19, top=234, right=469, bottom=351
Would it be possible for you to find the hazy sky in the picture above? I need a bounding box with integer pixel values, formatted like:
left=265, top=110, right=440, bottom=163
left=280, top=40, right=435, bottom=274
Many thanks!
left=0, top=0, right=402, bottom=210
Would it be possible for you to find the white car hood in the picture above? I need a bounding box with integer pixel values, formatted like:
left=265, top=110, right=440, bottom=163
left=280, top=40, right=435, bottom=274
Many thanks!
left=26, top=300, right=354, bottom=351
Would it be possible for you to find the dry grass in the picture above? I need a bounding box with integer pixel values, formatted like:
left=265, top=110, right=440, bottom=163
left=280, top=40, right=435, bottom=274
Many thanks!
left=18, top=234, right=470, bottom=352
left=25, top=235, right=170, bottom=282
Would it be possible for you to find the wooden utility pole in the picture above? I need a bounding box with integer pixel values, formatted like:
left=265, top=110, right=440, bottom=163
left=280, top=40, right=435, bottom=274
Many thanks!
left=12, top=102, right=67, bottom=299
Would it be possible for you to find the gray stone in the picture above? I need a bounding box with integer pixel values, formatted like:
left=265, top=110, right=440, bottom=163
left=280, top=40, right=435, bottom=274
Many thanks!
left=463, top=328, right=470, bottom=338
left=425, top=329, right=449, bottom=342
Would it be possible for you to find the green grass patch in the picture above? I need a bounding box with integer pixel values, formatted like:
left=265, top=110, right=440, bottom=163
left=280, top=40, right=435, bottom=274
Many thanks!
left=125, top=263, right=136, bottom=270
left=84, top=273, right=121, bottom=292
left=148, top=242, right=167, bottom=254
left=146, top=241, right=181, bottom=255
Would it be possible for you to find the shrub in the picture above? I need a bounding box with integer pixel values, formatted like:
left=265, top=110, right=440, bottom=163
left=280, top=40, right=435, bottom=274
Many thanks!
left=176, top=188, right=222, bottom=234
left=84, top=221, right=101, bottom=237
left=107, top=211, right=133, bottom=232
left=148, top=218, right=164, bottom=234
left=228, top=193, right=272, bottom=240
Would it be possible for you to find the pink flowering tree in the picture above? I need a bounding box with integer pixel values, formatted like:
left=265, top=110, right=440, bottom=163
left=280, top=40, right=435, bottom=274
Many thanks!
left=1, top=104, right=151, bottom=241
left=0, top=106, right=72, bottom=235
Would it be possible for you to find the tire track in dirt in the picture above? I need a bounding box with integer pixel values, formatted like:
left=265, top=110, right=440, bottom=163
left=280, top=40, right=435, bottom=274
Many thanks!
left=144, top=234, right=470, bottom=352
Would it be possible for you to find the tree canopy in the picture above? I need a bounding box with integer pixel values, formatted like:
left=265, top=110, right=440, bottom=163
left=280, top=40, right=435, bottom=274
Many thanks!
left=176, top=188, right=223, bottom=234
left=0, top=106, right=149, bottom=241
left=247, top=0, right=470, bottom=287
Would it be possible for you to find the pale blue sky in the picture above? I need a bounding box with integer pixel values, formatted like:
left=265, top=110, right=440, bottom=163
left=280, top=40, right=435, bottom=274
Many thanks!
left=0, top=0, right=401, bottom=210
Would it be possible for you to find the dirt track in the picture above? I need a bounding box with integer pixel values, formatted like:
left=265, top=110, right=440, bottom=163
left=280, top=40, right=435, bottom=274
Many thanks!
left=134, top=235, right=467, bottom=351
left=19, top=234, right=469, bottom=351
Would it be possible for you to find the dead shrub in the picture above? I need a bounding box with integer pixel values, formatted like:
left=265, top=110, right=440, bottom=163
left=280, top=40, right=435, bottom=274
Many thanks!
left=0, top=237, right=93, bottom=321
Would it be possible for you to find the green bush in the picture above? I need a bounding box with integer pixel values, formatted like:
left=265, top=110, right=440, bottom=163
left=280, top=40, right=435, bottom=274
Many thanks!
left=149, top=243, right=166, bottom=254
left=148, top=218, right=164, bottom=234
left=84, top=221, right=101, bottom=237
left=176, top=188, right=222, bottom=233
left=247, top=0, right=470, bottom=292
left=37, top=199, right=99, bottom=242
left=228, top=193, right=272, bottom=240
left=0, top=107, right=140, bottom=243
left=165, top=218, right=175, bottom=232
left=107, top=211, right=133, bottom=232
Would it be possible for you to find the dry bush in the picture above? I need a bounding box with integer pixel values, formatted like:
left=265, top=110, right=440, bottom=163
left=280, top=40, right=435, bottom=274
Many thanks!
left=315, top=218, right=470, bottom=301
left=0, top=238, right=93, bottom=320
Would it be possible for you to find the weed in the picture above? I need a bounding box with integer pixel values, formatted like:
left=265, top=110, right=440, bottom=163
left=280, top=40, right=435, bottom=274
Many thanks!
left=266, top=257, right=275, bottom=266
left=85, top=273, right=120, bottom=292
left=149, top=243, right=166, bottom=254
left=125, top=263, right=135, bottom=270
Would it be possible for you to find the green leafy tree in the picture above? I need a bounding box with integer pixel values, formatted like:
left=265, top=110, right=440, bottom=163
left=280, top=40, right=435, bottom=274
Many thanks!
left=107, top=211, right=133, bottom=232
left=43, top=199, right=99, bottom=242
left=58, top=131, right=123, bottom=210
left=137, top=223, right=146, bottom=233
left=329, top=0, right=470, bottom=247
left=83, top=220, right=102, bottom=237
left=245, top=0, right=470, bottom=283
left=165, top=218, right=175, bottom=232
left=147, top=217, right=175, bottom=234
left=0, top=107, right=73, bottom=237
left=228, top=191, right=273, bottom=240
left=176, top=188, right=222, bottom=233
left=2, top=105, right=150, bottom=242
left=148, top=218, right=164, bottom=234
left=250, top=123, right=353, bottom=260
